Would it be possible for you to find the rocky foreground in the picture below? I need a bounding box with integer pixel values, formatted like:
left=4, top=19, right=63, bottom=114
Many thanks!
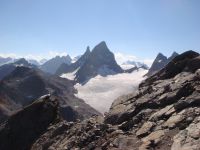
left=0, top=51, right=200, bottom=150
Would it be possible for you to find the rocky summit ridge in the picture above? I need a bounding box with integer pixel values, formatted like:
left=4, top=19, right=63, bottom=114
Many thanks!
left=0, top=50, right=200, bottom=150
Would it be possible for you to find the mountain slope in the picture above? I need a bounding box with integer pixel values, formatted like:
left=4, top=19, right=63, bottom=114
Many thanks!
left=0, top=66, right=100, bottom=123
left=75, top=41, right=123, bottom=83
left=40, top=55, right=72, bottom=74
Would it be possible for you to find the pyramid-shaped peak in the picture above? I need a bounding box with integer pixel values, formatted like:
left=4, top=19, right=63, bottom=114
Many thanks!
left=94, top=41, right=108, bottom=49
left=157, top=52, right=166, bottom=58
left=155, top=53, right=168, bottom=60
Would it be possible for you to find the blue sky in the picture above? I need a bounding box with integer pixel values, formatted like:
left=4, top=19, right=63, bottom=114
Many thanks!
left=0, top=0, right=200, bottom=64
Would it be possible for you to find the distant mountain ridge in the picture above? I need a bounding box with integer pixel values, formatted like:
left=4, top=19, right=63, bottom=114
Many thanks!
left=0, top=57, right=12, bottom=66
left=0, top=58, right=36, bottom=81
left=145, top=52, right=178, bottom=77
left=40, top=55, right=72, bottom=74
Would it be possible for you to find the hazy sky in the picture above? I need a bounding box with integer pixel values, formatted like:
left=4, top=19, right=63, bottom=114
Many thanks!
left=0, top=0, right=200, bottom=62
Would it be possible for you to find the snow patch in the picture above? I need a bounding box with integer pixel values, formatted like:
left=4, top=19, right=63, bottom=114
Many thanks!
left=14, top=64, right=24, bottom=67
left=120, top=64, right=136, bottom=70
left=75, top=69, right=147, bottom=113
left=60, top=68, right=80, bottom=80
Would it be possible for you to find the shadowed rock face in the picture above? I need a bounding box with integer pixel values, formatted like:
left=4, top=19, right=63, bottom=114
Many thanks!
left=0, top=95, right=59, bottom=150
left=30, top=50, right=200, bottom=150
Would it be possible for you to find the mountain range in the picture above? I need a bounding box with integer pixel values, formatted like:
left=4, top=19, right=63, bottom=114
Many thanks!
left=0, top=50, right=199, bottom=150
left=40, top=55, right=72, bottom=74
left=57, top=41, right=147, bottom=84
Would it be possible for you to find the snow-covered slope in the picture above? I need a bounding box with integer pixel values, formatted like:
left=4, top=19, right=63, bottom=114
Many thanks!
left=74, top=69, right=147, bottom=113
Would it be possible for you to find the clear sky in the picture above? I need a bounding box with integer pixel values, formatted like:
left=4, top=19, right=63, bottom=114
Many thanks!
left=0, top=0, right=200, bottom=63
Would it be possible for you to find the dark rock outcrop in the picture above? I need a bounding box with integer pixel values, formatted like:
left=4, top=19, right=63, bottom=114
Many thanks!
left=0, top=95, right=59, bottom=150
